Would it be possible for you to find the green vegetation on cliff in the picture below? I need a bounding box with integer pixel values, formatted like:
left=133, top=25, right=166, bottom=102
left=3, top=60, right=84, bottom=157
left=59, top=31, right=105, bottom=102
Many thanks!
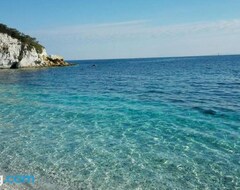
left=0, top=23, right=44, bottom=53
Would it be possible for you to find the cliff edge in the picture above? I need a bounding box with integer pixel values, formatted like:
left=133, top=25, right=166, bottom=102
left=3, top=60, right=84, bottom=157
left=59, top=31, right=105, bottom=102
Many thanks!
left=0, top=24, right=69, bottom=69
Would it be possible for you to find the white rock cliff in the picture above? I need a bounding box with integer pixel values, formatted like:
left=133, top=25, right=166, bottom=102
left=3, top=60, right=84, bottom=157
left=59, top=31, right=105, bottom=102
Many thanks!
left=0, top=33, right=68, bottom=69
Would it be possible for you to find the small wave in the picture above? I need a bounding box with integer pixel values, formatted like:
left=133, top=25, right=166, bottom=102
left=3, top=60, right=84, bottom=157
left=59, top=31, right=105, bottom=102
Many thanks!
left=146, top=90, right=164, bottom=94
left=169, top=99, right=185, bottom=103
left=193, top=106, right=217, bottom=116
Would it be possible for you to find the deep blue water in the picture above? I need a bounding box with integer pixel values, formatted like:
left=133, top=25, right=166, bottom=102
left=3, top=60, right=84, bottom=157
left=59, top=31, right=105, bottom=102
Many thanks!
left=0, top=55, right=239, bottom=189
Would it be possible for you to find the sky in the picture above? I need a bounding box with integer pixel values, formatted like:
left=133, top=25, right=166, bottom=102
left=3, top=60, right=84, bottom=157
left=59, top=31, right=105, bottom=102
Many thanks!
left=1, top=0, right=240, bottom=60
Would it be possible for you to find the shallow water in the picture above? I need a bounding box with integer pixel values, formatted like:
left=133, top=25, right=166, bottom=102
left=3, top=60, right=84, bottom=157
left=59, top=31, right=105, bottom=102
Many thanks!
left=0, top=55, right=239, bottom=189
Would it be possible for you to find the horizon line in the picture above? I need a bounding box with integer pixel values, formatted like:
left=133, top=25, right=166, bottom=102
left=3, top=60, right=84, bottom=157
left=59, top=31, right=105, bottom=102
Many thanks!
left=66, top=53, right=240, bottom=62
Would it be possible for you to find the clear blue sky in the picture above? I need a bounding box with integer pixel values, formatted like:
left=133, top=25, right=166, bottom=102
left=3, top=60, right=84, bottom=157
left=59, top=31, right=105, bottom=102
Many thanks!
left=1, top=0, right=240, bottom=59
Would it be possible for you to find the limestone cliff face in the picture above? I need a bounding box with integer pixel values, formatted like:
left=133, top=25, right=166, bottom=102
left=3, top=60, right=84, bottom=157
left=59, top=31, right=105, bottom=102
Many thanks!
left=0, top=33, right=69, bottom=69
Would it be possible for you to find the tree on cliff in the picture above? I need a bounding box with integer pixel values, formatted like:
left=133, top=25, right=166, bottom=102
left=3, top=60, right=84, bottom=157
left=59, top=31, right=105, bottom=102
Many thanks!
left=0, top=23, right=44, bottom=53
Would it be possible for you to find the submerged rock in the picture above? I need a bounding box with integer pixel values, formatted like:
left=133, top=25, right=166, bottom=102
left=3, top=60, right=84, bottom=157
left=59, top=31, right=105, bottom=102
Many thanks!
left=0, top=24, right=69, bottom=69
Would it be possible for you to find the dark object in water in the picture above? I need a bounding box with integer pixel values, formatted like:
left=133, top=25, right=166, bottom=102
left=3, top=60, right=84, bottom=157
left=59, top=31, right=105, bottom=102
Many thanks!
left=193, top=106, right=217, bottom=116
left=92, top=64, right=96, bottom=67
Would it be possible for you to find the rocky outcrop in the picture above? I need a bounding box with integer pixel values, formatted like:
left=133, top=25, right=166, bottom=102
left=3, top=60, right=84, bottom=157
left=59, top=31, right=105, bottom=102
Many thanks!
left=0, top=33, right=69, bottom=69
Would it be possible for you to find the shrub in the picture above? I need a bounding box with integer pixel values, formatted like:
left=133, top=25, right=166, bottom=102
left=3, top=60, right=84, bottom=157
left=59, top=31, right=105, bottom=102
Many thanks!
left=0, top=23, right=44, bottom=53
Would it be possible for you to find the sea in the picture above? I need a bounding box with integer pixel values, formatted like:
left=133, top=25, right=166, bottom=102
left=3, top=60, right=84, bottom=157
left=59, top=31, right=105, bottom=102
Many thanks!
left=0, top=55, right=239, bottom=189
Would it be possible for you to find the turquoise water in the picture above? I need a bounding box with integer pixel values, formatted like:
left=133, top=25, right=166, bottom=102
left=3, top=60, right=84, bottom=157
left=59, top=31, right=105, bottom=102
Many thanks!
left=0, top=56, right=239, bottom=189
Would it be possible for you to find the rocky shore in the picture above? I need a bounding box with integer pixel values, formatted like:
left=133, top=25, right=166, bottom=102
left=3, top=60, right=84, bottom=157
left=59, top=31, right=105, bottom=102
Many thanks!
left=0, top=24, right=69, bottom=69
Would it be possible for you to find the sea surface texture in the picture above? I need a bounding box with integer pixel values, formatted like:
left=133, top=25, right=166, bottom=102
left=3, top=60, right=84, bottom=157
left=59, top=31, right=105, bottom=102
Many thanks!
left=0, top=56, right=239, bottom=189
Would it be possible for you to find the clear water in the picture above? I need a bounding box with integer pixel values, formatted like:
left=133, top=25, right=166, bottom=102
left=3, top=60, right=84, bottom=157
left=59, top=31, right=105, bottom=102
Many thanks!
left=0, top=56, right=239, bottom=189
